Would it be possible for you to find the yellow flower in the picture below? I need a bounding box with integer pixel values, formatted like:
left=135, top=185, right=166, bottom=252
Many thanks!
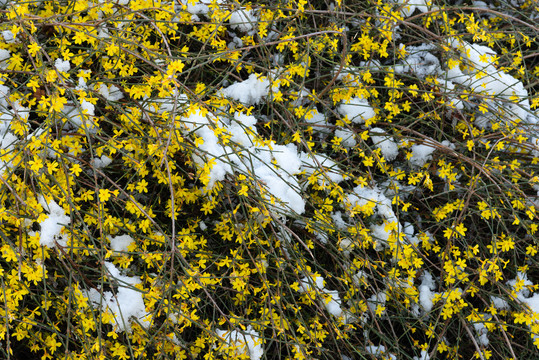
left=70, top=164, right=82, bottom=176
left=99, top=189, right=111, bottom=202
left=1, top=244, right=17, bottom=262
left=28, top=155, right=43, bottom=173
left=139, top=218, right=151, bottom=233
left=136, top=179, right=149, bottom=193
left=46, top=69, right=58, bottom=83
left=44, top=334, right=61, bottom=353
left=455, top=223, right=467, bottom=237
left=526, top=245, right=537, bottom=256
left=238, top=184, right=249, bottom=196
left=27, top=42, right=41, bottom=57
left=167, top=59, right=185, bottom=74
left=50, top=95, right=68, bottom=112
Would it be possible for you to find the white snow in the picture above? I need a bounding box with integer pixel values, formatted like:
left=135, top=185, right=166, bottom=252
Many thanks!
left=370, top=223, right=392, bottom=251
left=97, top=26, right=110, bottom=39
left=380, top=179, right=416, bottom=202
left=90, top=155, right=112, bottom=169
left=221, top=73, right=275, bottom=105
left=298, top=275, right=343, bottom=317
left=271, top=143, right=302, bottom=174
left=228, top=112, right=256, bottom=146
left=446, top=38, right=531, bottom=124
left=299, top=275, right=325, bottom=293
left=394, top=43, right=441, bottom=78
left=215, top=325, right=264, bottom=360
left=179, top=0, right=223, bottom=16
left=409, top=142, right=436, bottom=168
left=506, top=272, right=539, bottom=315
left=38, top=197, right=70, bottom=248
left=62, top=99, right=96, bottom=132
left=86, top=262, right=150, bottom=332
left=370, top=127, right=399, bottom=161
left=335, top=128, right=357, bottom=148
left=331, top=211, right=348, bottom=231
left=0, top=111, right=19, bottom=168
left=109, top=234, right=134, bottom=252
left=472, top=1, right=489, bottom=9
left=151, top=91, right=189, bottom=114
left=54, top=58, right=71, bottom=73
left=337, top=96, right=375, bottom=124
left=352, top=270, right=367, bottom=287
left=182, top=110, right=305, bottom=214
left=2, top=30, right=16, bottom=44
left=413, top=350, right=430, bottom=360
left=299, top=152, right=344, bottom=186
left=365, top=344, right=396, bottom=360
left=199, top=221, right=207, bottom=230
left=524, top=294, right=539, bottom=315
left=289, top=88, right=311, bottom=107
left=367, top=291, right=387, bottom=315
left=490, top=296, right=509, bottom=310
left=436, top=77, right=464, bottom=110
left=418, top=271, right=436, bottom=313
left=0, top=85, right=9, bottom=110
left=0, top=49, right=9, bottom=69
left=338, top=237, right=354, bottom=257
left=390, top=0, right=438, bottom=17
left=473, top=317, right=490, bottom=346
left=507, top=272, right=533, bottom=299
left=347, top=185, right=400, bottom=224
left=81, top=100, right=95, bottom=116
left=227, top=34, right=243, bottom=50
left=324, top=289, right=343, bottom=317
left=305, top=108, right=331, bottom=138
left=229, top=9, right=257, bottom=33
left=98, top=83, right=124, bottom=101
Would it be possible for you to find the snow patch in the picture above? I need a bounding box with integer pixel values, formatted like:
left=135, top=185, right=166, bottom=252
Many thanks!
left=335, top=128, right=356, bottom=148
left=365, top=344, right=396, bottom=360
left=182, top=110, right=305, bottom=214
left=90, top=155, right=112, bottom=169
left=54, top=58, right=71, bottom=73
left=86, top=262, right=150, bottom=332
left=98, top=83, right=124, bottom=101
left=38, top=197, right=70, bottom=248
left=221, top=73, right=275, bottom=105
left=409, top=142, right=436, bottom=168
left=109, top=234, right=134, bottom=252
left=299, top=152, right=344, bottom=186
left=418, top=271, right=437, bottom=313
left=337, top=96, right=375, bottom=124
left=395, top=43, right=441, bottom=78
left=299, top=275, right=343, bottom=317
left=229, top=9, right=257, bottom=33
left=370, top=127, right=399, bottom=161
left=0, top=49, right=10, bottom=69
left=215, top=325, right=264, bottom=360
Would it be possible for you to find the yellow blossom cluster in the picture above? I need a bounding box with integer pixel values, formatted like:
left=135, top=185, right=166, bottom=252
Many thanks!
left=0, top=0, right=539, bottom=359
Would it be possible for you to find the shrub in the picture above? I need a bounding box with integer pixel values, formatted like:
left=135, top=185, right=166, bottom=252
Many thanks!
left=1, top=0, right=539, bottom=359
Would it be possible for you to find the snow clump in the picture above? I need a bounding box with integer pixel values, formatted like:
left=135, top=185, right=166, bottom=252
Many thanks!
left=54, top=58, right=71, bottom=73
left=299, top=275, right=343, bottom=317
left=229, top=9, right=257, bottom=33
left=337, top=96, right=375, bottom=124
left=86, top=262, right=150, bottom=332
left=215, top=325, right=264, bottom=360
left=370, top=127, right=399, bottom=161
left=221, top=73, right=275, bottom=105
left=109, top=234, right=135, bottom=252
left=38, top=196, right=70, bottom=248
